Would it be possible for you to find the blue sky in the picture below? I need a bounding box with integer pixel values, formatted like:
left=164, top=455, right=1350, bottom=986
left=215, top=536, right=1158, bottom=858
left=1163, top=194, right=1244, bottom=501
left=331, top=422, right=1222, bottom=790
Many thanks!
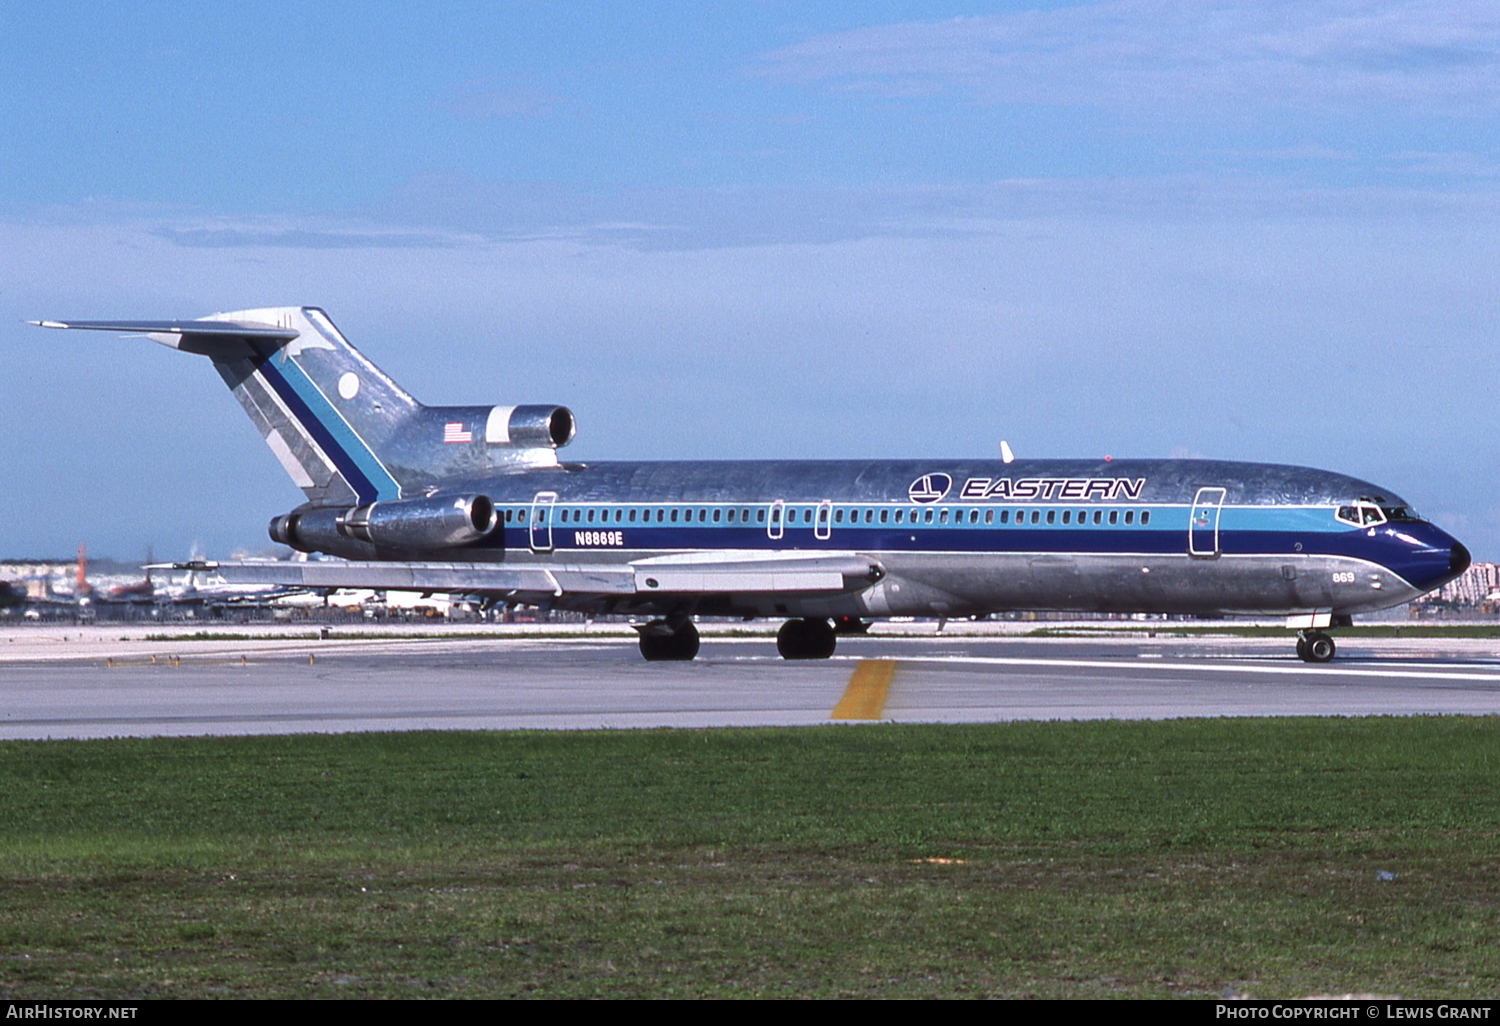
left=4, top=1, right=1500, bottom=559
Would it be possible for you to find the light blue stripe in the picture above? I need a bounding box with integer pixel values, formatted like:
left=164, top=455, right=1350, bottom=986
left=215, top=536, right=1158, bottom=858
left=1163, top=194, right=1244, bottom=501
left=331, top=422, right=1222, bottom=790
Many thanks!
left=273, top=352, right=400, bottom=501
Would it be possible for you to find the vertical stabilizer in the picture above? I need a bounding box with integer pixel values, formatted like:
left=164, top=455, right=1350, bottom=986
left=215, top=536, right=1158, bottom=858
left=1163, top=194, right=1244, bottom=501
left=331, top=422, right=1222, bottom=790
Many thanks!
left=203, top=306, right=417, bottom=505
left=34, top=307, right=576, bottom=505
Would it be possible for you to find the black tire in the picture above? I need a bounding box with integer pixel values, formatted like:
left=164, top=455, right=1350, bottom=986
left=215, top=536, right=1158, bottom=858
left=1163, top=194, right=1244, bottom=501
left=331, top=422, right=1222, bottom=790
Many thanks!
left=1304, top=632, right=1336, bottom=663
left=639, top=620, right=700, bottom=661
left=777, top=618, right=837, bottom=660
left=1295, top=637, right=1309, bottom=661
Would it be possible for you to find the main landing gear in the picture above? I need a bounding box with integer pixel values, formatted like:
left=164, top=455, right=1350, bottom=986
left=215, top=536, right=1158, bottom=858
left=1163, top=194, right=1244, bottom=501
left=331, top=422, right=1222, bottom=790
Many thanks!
left=1296, top=630, right=1336, bottom=664
left=637, top=618, right=700, bottom=661
left=777, top=618, right=837, bottom=660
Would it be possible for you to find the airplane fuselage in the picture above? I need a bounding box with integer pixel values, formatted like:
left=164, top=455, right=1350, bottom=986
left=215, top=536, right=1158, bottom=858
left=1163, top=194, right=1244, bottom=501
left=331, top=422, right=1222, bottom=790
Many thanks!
left=304, top=456, right=1466, bottom=623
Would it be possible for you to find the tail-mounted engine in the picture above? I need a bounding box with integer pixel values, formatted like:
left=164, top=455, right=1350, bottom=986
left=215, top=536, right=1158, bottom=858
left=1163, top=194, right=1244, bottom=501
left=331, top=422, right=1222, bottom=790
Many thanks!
left=270, top=494, right=499, bottom=553
left=486, top=405, right=576, bottom=449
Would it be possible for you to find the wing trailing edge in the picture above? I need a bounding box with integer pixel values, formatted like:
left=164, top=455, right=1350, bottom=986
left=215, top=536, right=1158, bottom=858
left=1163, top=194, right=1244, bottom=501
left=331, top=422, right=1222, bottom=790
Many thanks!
left=185, top=552, right=882, bottom=601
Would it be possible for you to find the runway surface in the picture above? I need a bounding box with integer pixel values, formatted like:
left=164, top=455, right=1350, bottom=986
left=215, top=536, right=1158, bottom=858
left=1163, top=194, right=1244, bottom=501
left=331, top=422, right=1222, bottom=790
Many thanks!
left=2, top=625, right=1499, bottom=739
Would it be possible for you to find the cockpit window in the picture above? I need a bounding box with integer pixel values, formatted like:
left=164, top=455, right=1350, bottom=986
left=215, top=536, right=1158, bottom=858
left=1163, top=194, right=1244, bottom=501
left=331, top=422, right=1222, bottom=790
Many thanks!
left=1382, top=506, right=1422, bottom=523
left=1337, top=503, right=1387, bottom=527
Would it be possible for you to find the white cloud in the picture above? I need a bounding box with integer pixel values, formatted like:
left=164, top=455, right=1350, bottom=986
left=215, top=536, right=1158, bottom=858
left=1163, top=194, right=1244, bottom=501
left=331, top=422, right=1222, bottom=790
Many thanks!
left=756, top=1, right=1500, bottom=112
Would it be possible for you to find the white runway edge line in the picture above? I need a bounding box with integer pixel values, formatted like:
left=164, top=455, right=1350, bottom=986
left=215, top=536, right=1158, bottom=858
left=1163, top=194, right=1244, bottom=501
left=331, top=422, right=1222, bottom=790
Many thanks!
left=841, top=654, right=1500, bottom=684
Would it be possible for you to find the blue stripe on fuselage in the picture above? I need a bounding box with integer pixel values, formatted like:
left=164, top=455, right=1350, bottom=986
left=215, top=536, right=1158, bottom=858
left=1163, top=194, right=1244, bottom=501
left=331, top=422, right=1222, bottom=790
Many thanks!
left=494, top=515, right=1455, bottom=589
left=252, top=349, right=399, bottom=504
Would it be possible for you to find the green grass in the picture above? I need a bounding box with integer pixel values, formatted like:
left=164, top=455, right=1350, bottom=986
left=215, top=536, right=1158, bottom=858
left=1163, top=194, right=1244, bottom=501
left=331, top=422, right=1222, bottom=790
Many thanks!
left=1, top=719, right=1498, bottom=998
left=1027, top=624, right=1500, bottom=638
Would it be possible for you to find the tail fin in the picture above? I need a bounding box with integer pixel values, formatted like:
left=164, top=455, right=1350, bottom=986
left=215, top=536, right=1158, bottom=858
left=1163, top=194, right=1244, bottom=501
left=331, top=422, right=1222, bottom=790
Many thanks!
left=36, top=306, right=573, bottom=504
left=204, top=306, right=416, bottom=505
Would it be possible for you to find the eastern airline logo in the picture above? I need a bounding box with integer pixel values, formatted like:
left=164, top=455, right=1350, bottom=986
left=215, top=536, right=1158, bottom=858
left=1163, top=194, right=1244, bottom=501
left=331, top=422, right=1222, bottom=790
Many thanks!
left=908, top=473, right=952, bottom=504
left=960, top=476, right=1145, bottom=501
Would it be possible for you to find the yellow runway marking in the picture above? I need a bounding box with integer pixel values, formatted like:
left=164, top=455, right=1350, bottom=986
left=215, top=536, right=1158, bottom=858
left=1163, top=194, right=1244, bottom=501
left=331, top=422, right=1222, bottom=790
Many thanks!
left=830, top=659, right=896, bottom=721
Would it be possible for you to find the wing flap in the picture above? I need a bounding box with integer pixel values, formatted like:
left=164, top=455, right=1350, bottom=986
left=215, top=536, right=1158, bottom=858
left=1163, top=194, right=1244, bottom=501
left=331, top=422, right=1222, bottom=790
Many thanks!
left=188, top=553, right=881, bottom=598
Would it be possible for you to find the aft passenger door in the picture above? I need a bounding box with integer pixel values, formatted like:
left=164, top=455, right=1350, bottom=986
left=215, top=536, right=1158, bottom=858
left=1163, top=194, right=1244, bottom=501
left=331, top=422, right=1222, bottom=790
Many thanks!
left=530, top=492, right=557, bottom=553
left=1188, top=487, right=1226, bottom=557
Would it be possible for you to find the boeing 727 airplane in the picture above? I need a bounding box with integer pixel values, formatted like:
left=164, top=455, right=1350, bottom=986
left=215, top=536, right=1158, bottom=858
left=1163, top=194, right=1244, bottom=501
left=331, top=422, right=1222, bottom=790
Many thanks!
left=34, top=307, right=1470, bottom=663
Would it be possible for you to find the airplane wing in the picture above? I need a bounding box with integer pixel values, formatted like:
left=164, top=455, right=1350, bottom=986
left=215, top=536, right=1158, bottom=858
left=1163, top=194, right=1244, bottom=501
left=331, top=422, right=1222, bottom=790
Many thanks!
left=175, top=552, right=883, bottom=606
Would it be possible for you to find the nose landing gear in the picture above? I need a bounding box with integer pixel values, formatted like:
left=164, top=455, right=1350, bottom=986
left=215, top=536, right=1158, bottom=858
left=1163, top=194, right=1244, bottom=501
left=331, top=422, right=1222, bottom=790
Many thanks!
left=1296, top=630, right=1336, bottom=663
left=777, top=617, right=837, bottom=660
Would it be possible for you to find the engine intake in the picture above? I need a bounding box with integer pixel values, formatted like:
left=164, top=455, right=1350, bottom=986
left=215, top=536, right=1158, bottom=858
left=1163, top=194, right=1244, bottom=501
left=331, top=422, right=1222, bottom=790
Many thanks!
left=486, top=405, right=575, bottom=448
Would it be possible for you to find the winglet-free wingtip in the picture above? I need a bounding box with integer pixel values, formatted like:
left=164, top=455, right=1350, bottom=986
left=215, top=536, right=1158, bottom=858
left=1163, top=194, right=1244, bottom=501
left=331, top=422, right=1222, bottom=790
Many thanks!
left=30, top=320, right=69, bottom=329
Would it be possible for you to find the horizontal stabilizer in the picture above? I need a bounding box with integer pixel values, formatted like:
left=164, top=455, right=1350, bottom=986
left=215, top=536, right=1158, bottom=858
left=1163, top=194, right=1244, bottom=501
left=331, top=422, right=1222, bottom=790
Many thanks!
left=30, top=319, right=299, bottom=341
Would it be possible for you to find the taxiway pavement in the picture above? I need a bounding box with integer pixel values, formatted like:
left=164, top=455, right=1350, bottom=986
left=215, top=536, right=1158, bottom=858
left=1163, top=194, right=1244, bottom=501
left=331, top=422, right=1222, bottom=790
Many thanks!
left=1, top=626, right=1497, bottom=739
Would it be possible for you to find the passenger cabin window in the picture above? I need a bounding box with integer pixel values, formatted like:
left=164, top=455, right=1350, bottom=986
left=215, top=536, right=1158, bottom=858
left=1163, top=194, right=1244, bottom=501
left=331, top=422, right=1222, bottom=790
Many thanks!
left=924, top=509, right=934, bottom=524
left=587, top=509, right=595, bottom=523
left=757, top=509, right=766, bottom=523
left=1093, top=510, right=1102, bottom=525
left=670, top=509, right=679, bottom=522
left=939, top=509, right=949, bottom=524
left=1141, top=510, right=1151, bottom=526
left=881, top=510, right=889, bottom=523
left=1125, top=510, right=1134, bottom=525
left=1046, top=510, right=1056, bottom=525
left=999, top=510, right=1009, bottom=524
left=1031, top=510, right=1040, bottom=524
left=629, top=509, right=637, bottom=522
left=834, top=509, right=843, bottom=523
left=1109, top=510, right=1118, bottom=525
left=713, top=509, right=721, bottom=523
left=985, top=510, right=994, bottom=525
left=1062, top=511, right=1071, bottom=524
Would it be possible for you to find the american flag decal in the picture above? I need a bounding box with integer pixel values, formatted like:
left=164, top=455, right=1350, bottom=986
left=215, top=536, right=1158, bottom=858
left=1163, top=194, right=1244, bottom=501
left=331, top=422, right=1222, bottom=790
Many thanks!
left=443, top=422, right=472, bottom=444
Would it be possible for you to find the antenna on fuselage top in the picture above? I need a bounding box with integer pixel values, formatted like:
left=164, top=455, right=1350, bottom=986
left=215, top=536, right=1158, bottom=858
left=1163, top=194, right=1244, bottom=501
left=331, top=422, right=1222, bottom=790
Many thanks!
left=1000, top=440, right=1015, bottom=464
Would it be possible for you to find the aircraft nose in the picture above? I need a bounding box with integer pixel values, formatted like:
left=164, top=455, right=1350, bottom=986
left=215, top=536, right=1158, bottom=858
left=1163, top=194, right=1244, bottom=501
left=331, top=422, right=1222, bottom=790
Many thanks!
left=1451, top=542, right=1472, bottom=578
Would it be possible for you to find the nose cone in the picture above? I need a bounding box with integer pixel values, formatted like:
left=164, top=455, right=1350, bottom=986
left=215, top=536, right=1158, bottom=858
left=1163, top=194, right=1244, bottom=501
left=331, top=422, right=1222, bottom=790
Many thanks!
left=1388, top=523, right=1471, bottom=594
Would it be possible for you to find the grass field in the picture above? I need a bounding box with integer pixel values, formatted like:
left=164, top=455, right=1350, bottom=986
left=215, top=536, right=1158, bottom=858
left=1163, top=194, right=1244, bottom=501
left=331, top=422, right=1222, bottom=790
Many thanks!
left=1, top=718, right=1497, bottom=999
left=1025, top=624, right=1500, bottom=639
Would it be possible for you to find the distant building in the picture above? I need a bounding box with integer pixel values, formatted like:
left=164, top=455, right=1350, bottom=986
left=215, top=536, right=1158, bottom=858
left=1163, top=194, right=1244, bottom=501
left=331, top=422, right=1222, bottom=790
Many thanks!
left=1423, top=561, right=1500, bottom=608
